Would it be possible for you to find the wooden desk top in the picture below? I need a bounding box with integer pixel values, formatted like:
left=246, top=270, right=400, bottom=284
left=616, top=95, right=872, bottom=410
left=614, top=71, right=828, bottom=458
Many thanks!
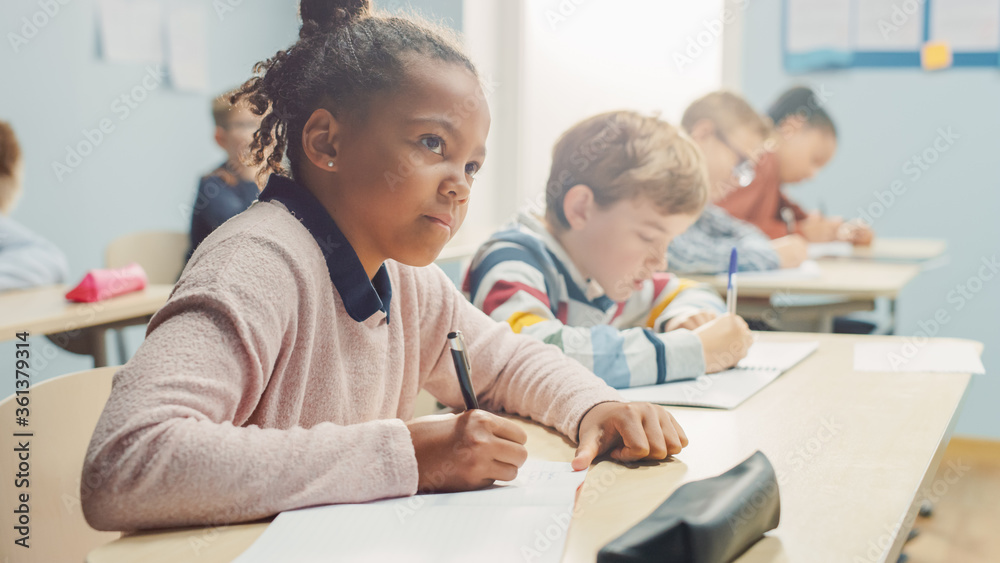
left=686, top=260, right=922, bottom=300
left=86, top=332, right=977, bottom=563
left=0, top=284, right=173, bottom=341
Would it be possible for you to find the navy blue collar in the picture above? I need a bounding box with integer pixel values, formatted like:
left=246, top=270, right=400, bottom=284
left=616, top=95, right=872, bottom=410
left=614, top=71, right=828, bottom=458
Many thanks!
left=258, top=174, right=392, bottom=323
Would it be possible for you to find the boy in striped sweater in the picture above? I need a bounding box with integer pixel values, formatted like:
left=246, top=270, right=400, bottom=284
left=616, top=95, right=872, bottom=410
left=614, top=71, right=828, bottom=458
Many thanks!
left=464, top=111, right=753, bottom=389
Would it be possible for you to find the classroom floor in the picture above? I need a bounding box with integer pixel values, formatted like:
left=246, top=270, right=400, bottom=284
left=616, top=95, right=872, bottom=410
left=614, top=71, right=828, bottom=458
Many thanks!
left=904, top=438, right=1000, bottom=563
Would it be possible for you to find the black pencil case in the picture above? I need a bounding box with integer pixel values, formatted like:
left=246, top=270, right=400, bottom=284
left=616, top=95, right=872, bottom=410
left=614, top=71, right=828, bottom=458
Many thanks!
left=597, top=450, right=780, bottom=563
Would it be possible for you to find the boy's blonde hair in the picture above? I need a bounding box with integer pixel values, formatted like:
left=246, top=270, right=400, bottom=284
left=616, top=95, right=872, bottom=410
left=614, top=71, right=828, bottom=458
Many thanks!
left=211, top=90, right=241, bottom=128
left=680, top=91, right=772, bottom=139
left=0, top=121, right=22, bottom=214
left=545, top=111, right=708, bottom=230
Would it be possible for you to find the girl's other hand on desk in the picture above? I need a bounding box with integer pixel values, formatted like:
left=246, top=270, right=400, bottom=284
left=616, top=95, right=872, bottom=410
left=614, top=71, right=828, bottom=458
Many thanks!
left=406, top=410, right=528, bottom=493
left=571, top=402, right=688, bottom=471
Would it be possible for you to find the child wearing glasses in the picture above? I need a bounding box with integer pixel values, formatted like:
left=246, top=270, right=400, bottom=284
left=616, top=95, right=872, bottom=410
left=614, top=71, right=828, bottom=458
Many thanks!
left=715, top=86, right=874, bottom=245
left=668, top=91, right=809, bottom=274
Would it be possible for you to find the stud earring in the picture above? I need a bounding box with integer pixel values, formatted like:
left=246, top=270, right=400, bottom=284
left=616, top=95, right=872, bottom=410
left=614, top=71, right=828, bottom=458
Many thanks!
left=327, top=161, right=334, bottom=168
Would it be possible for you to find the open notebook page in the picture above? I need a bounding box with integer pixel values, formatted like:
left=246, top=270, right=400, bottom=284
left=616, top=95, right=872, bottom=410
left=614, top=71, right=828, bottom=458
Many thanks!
left=617, top=341, right=819, bottom=409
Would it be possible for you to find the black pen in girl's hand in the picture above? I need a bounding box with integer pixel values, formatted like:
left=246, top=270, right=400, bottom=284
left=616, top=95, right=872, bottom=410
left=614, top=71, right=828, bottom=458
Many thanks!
left=447, top=331, right=479, bottom=410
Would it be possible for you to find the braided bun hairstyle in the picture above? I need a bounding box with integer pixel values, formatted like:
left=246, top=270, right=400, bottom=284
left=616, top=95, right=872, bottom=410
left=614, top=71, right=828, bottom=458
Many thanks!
left=233, top=0, right=477, bottom=180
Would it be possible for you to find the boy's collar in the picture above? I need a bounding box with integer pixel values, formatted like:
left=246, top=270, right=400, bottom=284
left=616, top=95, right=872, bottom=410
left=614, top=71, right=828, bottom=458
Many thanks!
left=258, top=174, right=392, bottom=324
left=515, top=212, right=609, bottom=302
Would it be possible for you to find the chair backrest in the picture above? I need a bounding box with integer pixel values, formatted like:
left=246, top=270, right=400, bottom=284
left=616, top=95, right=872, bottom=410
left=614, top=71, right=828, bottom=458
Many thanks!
left=0, top=366, right=120, bottom=562
left=105, top=231, right=188, bottom=284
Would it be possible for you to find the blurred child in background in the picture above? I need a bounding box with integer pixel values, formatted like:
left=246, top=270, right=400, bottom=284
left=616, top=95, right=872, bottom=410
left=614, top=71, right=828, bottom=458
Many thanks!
left=0, top=120, right=69, bottom=292
left=185, top=91, right=263, bottom=262
left=668, top=92, right=809, bottom=274
left=715, top=86, right=873, bottom=245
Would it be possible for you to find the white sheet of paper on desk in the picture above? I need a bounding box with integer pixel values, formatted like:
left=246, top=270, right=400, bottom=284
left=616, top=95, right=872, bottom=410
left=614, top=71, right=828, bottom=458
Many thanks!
left=97, top=0, right=164, bottom=64
left=231, top=460, right=586, bottom=563
left=618, top=341, right=820, bottom=409
left=929, top=0, right=1000, bottom=51
left=721, top=260, right=822, bottom=282
left=808, top=242, right=854, bottom=259
left=854, top=341, right=985, bottom=374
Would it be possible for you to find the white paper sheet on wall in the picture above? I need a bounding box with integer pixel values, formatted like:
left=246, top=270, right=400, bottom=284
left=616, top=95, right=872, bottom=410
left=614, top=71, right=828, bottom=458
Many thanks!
left=166, top=5, right=209, bottom=92
left=853, top=0, right=925, bottom=51
left=785, top=0, right=852, bottom=54
left=97, top=0, right=164, bottom=64
left=929, top=0, right=1000, bottom=51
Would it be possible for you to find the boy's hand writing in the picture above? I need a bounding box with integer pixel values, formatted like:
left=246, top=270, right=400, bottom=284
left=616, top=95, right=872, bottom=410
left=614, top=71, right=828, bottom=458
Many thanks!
left=693, top=313, right=753, bottom=373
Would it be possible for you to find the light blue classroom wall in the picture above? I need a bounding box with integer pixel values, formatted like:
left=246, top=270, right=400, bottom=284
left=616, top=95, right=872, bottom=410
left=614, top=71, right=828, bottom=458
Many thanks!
left=741, top=1, right=1000, bottom=438
left=1, top=0, right=301, bottom=383
left=0, top=0, right=464, bottom=387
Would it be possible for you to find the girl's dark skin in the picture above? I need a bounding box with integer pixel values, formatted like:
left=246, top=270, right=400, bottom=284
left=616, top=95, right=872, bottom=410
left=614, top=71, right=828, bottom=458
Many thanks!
left=246, top=4, right=688, bottom=491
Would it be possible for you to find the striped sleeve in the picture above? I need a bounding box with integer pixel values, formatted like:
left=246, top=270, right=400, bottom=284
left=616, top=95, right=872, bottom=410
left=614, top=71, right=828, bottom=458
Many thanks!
left=467, top=248, right=705, bottom=388
left=651, top=274, right=726, bottom=331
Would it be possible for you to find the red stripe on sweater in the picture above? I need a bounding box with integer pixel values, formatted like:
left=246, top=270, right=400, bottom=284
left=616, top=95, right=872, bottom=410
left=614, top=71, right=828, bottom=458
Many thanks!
left=483, top=280, right=551, bottom=316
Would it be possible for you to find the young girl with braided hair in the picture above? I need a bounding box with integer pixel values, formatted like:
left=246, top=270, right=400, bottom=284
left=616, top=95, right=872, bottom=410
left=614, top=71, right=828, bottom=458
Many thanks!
left=82, top=0, right=688, bottom=531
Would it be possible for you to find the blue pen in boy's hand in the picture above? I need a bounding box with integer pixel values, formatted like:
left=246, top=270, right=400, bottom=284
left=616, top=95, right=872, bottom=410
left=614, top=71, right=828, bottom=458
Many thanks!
left=727, top=247, right=738, bottom=316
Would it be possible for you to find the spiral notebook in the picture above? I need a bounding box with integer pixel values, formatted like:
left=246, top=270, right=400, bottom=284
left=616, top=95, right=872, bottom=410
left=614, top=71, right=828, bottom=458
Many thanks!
left=617, top=341, right=820, bottom=409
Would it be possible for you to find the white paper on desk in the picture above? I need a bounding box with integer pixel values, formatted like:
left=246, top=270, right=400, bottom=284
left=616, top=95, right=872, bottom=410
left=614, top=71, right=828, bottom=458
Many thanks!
left=854, top=341, right=985, bottom=374
left=231, top=460, right=586, bottom=563
left=720, top=260, right=821, bottom=282
left=166, top=5, right=209, bottom=92
left=808, top=242, right=854, bottom=259
left=618, top=342, right=819, bottom=409
left=786, top=0, right=852, bottom=53
left=854, top=0, right=924, bottom=51
left=97, top=0, right=164, bottom=64
left=929, top=0, right=1000, bottom=51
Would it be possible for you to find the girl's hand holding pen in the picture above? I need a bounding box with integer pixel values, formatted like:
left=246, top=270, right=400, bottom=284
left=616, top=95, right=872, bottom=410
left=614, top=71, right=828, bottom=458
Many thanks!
left=407, top=410, right=528, bottom=493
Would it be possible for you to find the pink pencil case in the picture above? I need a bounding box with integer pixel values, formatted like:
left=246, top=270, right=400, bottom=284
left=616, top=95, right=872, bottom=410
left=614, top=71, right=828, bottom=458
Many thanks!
left=65, top=263, right=148, bottom=303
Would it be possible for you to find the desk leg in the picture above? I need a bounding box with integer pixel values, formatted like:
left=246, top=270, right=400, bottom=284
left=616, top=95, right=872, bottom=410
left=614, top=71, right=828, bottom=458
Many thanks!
left=89, top=328, right=109, bottom=368
left=886, top=298, right=898, bottom=336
